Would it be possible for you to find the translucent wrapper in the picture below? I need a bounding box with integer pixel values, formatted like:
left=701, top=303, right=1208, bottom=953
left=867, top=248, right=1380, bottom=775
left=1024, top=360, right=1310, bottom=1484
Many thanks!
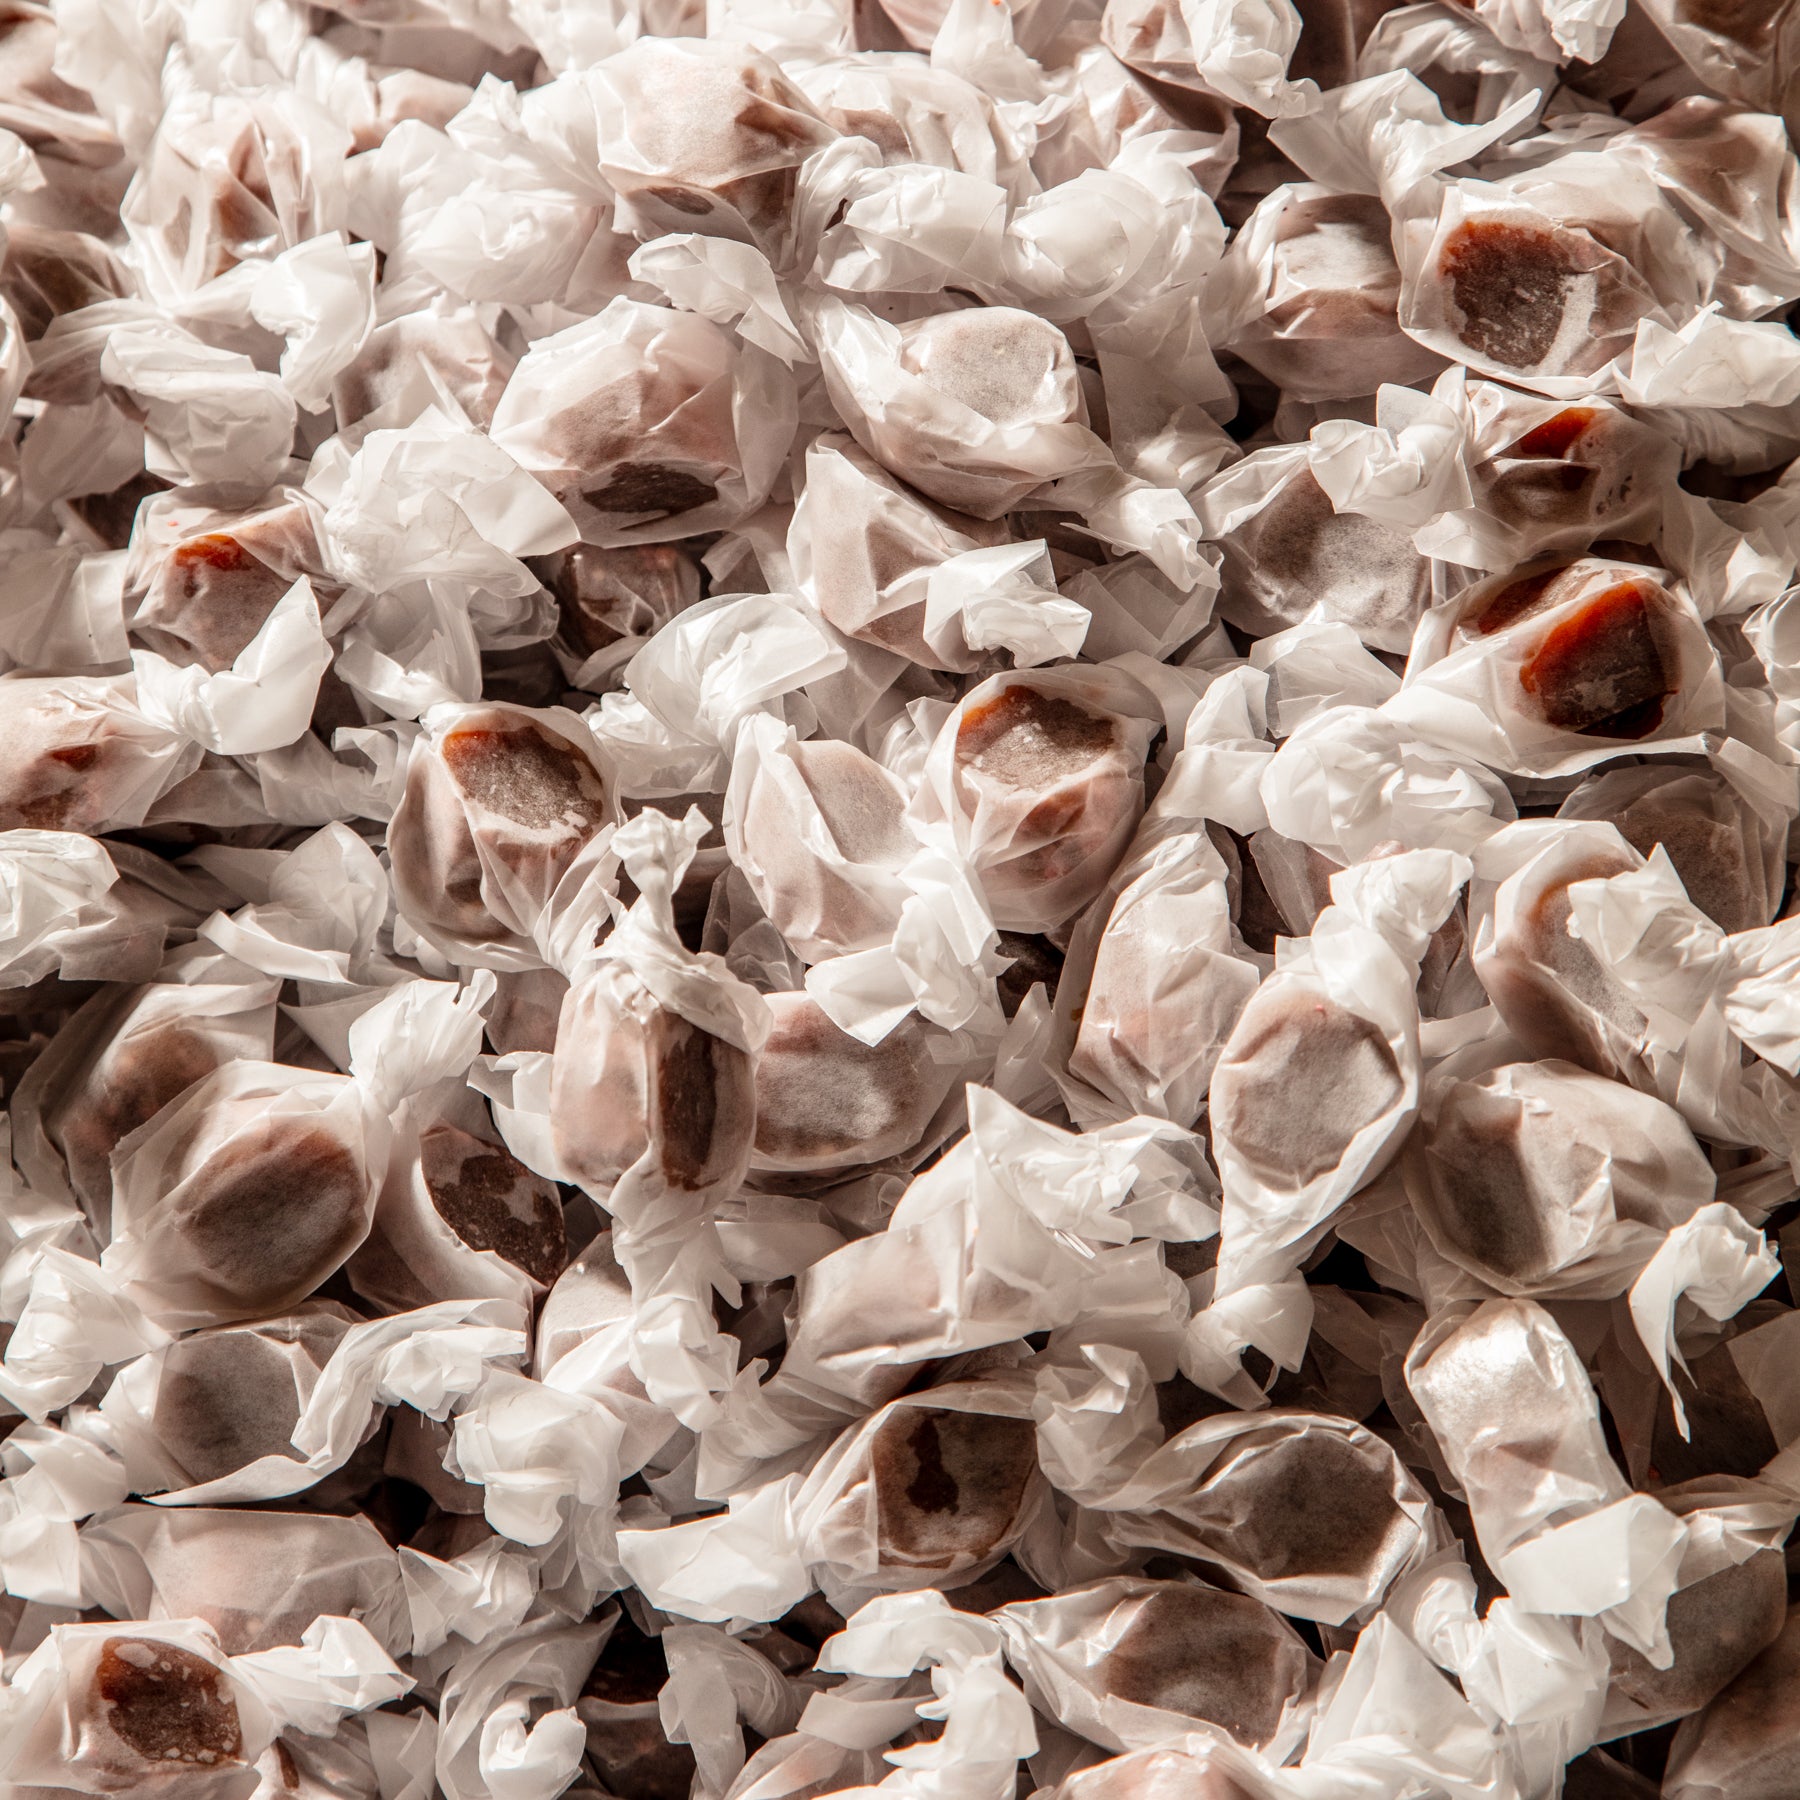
left=792, top=1375, right=1050, bottom=1605
left=1402, top=1056, right=1717, bottom=1298
left=489, top=296, right=797, bottom=551
left=79, top=1505, right=409, bottom=1657
left=1199, top=447, right=1433, bottom=654
left=1092, top=1408, right=1441, bottom=1626
left=1406, top=1298, right=1688, bottom=1660
left=1054, top=806, right=1261, bottom=1130
left=993, top=1574, right=1318, bottom=1755
left=386, top=699, right=615, bottom=970
left=722, top=713, right=915, bottom=963
left=913, top=665, right=1162, bottom=934
left=586, top=37, right=838, bottom=257
left=95, top=1304, right=353, bottom=1497
left=810, top=296, right=1117, bottom=520
left=0, top=675, right=201, bottom=834
left=1391, top=155, right=1707, bottom=392
left=1217, top=183, right=1447, bottom=403
left=1388, top=554, right=1727, bottom=778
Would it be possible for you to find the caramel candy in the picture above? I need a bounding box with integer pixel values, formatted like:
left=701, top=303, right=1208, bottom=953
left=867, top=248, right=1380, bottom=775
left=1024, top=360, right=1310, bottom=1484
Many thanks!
left=1097, top=1584, right=1312, bottom=1746
left=949, top=674, right=1153, bottom=931
left=1473, top=827, right=1647, bottom=1078
left=151, top=1309, right=350, bottom=1487
left=1216, top=466, right=1432, bottom=653
left=174, top=1119, right=372, bottom=1318
left=1605, top=1547, right=1788, bottom=1734
left=0, top=676, right=185, bottom=834
left=1432, top=213, right=1656, bottom=379
left=420, top=1123, right=566, bottom=1286
left=387, top=703, right=611, bottom=957
left=753, top=993, right=960, bottom=1174
left=1210, top=987, right=1404, bottom=1189
left=1663, top=1604, right=1800, bottom=1800
left=1231, top=191, right=1444, bottom=402
left=90, top=1636, right=244, bottom=1770
left=552, top=971, right=757, bottom=1193
left=869, top=1404, right=1040, bottom=1578
left=537, top=542, right=701, bottom=659
left=1406, top=1059, right=1713, bottom=1292
left=593, top=37, right=837, bottom=247
left=331, top=307, right=513, bottom=435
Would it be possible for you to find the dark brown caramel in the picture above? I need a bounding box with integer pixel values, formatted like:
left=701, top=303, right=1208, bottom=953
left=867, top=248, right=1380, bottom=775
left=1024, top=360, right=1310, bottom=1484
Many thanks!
left=95, top=1638, right=243, bottom=1767
left=1212, top=993, right=1403, bottom=1186
left=183, top=1123, right=367, bottom=1311
left=1519, top=582, right=1675, bottom=738
left=1439, top=220, right=1583, bottom=370
left=421, top=1124, right=566, bottom=1285
left=1100, top=1586, right=1305, bottom=1744
left=870, top=1406, right=1037, bottom=1572
left=1211, top=1430, right=1407, bottom=1582
left=440, top=723, right=608, bottom=833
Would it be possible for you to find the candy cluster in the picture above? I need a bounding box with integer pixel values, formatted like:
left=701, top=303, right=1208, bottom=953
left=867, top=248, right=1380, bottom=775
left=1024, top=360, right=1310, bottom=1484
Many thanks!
left=0, top=0, right=1798, bottom=1797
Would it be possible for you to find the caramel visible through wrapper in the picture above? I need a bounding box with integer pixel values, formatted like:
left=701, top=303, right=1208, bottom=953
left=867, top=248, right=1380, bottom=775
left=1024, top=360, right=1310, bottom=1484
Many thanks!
left=1439, top=219, right=1585, bottom=370
left=957, top=685, right=1117, bottom=790
left=1519, top=581, right=1676, bottom=738
left=95, top=1638, right=243, bottom=1767
left=422, top=1124, right=566, bottom=1286
left=870, top=1406, right=1037, bottom=1571
left=441, top=722, right=608, bottom=833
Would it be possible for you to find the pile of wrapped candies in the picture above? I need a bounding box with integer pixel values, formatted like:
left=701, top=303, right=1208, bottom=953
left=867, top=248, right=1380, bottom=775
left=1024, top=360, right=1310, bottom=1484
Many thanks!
left=2, top=0, right=1800, bottom=1793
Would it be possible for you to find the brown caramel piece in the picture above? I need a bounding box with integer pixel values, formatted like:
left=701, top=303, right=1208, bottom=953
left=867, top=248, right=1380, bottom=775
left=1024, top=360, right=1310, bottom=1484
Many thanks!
left=1511, top=408, right=1597, bottom=459
left=1518, top=581, right=1676, bottom=738
left=59, top=1021, right=221, bottom=1214
left=1673, top=0, right=1787, bottom=51
left=1439, top=219, right=1587, bottom=370
left=1650, top=1339, right=1779, bottom=1483
left=1210, top=991, right=1403, bottom=1187
left=1210, top=1429, right=1409, bottom=1583
left=1471, top=565, right=1575, bottom=637
left=0, top=221, right=130, bottom=338
left=540, top=542, right=700, bottom=656
left=441, top=723, right=609, bottom=836
left=136, top=533, right=289, bottom=672
left=870, top=1406, right=1038, bottom=1574
left=958, top=686, right=1118, bottom=791
left=654, top=1015, right=751, bottom=1190
left=898, top=308, right=1076, bottom=427
left=1663, top=1605, right=1800, bottom=1799
left=1099, top=1586, right=1309, bottom=1745
left=754, top=995, right=954, bottom=1172
left=580, top=462, right=719, bottom=519
left=153, top=1331, right=308, bottom=1484
left=1415, top=1087, right=1582, bottom=1284
left=1607, top=1548, right=1788, bottom=1729
left=95, top=1638, right=243, bottom=1768
left=421, top=1124, right=566, bottom=1286
left=183, top=1123, right=368, bottom=1313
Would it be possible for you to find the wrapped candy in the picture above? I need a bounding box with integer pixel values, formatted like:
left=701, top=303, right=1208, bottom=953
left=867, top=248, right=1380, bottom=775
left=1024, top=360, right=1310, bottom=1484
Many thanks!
left=1390, top=554, right=1727, bottom=777
left=1091, top=1409, right=1441, bottom=1625
left=1402, top=1057, right=1717, bottom=1297
left=386, top=700, right=614, bottom=968
left=751, top=992, right=968, bottom=1175
left=3, top=0, right=1800, bottom=1792
left=993, top=1575, right=1317, bottom=1754
left=0, top=675, right=200, bottom=833
left=1201, top=447, right=1433, bottom=653
left=914, top=664, right=1162, bottom=934
left=489, top=298, right=798, bottom=548
left=9, top=963, right=280, bottom=1233
left=810, top=297, right=1118, bottom=520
